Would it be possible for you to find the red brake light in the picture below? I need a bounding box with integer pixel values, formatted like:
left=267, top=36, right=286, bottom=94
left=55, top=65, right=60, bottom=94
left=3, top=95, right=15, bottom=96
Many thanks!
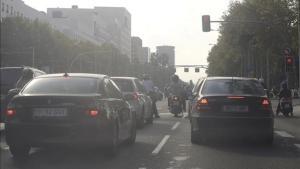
left=198, top=98, right=208, bottom=105
left=87, top=109, right=99, bottom=117
left=6, top=109, right=16, bottom=117
left=262, top=99, right=270, bottom=106
left=227, top=96, right=245, bottom=99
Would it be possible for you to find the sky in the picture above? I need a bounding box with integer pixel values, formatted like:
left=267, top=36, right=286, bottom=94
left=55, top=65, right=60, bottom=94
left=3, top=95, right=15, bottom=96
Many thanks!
left=23, top=0, right=232, bottom=82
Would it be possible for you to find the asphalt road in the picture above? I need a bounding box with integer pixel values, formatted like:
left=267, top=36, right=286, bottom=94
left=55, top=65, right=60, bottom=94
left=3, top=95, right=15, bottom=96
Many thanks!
left=0, top=99, right=300, bottom=169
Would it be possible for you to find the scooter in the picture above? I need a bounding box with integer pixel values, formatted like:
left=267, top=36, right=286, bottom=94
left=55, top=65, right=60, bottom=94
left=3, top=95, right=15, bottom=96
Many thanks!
left=277, top=97, right=293, bottom=117
left=169, top=95, right=183, bottom=117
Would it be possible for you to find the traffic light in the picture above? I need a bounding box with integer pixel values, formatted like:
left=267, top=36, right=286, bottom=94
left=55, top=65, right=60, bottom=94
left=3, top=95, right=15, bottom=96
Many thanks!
left=285, top=56, right=294, bottom=72
left=184, top=68, right=189, bottom=72
left=195, top=67, right=200, bottom=72
left=202, top=15, right=211, bottom=32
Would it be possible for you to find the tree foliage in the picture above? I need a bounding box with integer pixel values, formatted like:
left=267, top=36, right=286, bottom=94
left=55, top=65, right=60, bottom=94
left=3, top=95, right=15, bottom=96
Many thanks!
left=207, top=0, right=298, bottom=88
left=0, top=17, right=175, bottom=89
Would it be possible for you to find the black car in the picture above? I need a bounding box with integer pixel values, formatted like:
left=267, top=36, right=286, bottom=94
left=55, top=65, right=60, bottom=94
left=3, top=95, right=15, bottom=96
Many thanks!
left=190, top=77, right=274, bottom=144
left=0, top=66, right=46, bottom=122
left=112, top=77, right=153, bottom=127
left=5, top=73, right=136, bottom=161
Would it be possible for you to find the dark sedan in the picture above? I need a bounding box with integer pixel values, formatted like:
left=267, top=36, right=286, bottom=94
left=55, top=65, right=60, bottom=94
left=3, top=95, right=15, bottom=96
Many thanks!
left=5, top=73, right=136, bottom=161
left=190, top=77, right=274, bottom=144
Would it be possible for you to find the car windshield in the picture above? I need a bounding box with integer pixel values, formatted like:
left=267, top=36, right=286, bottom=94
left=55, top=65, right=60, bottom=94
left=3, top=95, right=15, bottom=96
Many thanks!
left=22, top=77, right=99, bottom=95
left=112, top=79, right=135, bottom=92
left=201, top=79, right=266, bottom=96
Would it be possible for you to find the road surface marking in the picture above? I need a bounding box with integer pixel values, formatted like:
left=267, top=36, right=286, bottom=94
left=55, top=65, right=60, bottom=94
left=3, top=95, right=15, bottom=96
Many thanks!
left=138, top=168, right=146, bottom=169
left=274, top=131, right=295, bottom=138
left=171, top=122, right=180, bottom=130
left=152, top=135, right=170, bottom=155
left=0, top=123, right=4, bottom=131
left=182, top=113, right=188, bottom=119
left=294, top=144, right=300, bottom=149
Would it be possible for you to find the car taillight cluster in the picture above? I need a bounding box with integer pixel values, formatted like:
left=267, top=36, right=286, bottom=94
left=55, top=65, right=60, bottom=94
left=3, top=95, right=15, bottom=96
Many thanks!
left=86, top=109, right=100, bottom=117
left=261, top=98, right=270, bottom=108
left=196, top=98, right=209, bottom=111
left=6, top=108, right=16, bottom=117
left=173, top=96, right=179, bottom=101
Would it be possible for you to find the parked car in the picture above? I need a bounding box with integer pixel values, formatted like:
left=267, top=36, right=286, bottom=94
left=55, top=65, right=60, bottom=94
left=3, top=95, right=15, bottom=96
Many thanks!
left=112, top=77, right=153, bottom=127
left=190, top=77, right=274, bottom=144
left=0, top=66, right=46, bottom=122
left=5, top=73, right=136, bottom=161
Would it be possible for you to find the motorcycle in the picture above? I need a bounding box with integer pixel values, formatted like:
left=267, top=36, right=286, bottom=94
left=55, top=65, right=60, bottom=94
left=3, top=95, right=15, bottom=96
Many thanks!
left=169, top=95, right=183, bottom=117
left=277, top=97, right=293, bottom=117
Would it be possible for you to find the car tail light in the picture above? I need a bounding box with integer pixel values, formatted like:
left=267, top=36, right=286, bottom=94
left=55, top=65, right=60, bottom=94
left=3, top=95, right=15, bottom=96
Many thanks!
left=6, top=108, right=16, bottom=117
left=262, top=99, right=270, bottom=106
left=86, top=109, right=100, bottom=117
left=173, top=96, right=179, bottom=101
left=198, top=98, right=208, bottom=105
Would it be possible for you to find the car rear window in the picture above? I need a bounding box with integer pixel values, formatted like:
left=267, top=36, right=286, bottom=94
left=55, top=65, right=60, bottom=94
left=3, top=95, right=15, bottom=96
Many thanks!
left=201, top=79, right=265, bottom=96
left=112, top=79, right=135, bottom=92
left=22, top=77, right=99, bottom=95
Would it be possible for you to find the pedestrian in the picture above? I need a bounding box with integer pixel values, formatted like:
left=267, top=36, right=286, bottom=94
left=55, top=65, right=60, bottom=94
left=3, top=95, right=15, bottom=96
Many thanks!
left=142, top=74, right=160, bottom=118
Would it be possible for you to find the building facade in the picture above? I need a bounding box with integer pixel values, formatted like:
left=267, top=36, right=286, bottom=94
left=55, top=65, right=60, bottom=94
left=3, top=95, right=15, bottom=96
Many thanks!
left=131, top=36, right=143, bottom=63
left=0, top=0, right=47, bottom=22
left=142, top=47, right=151, bottom=64
left=156, top=45, right=175, bottom=66
left=47, top=6, right=131, bottom=59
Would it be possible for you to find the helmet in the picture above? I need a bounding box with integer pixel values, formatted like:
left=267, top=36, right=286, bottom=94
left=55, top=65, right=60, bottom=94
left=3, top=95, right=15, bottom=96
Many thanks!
left=22, top=68, right=34, bottom=79
left=171, top=74, right=179, bottom=83
left=142, top=74, right=150, bottom=80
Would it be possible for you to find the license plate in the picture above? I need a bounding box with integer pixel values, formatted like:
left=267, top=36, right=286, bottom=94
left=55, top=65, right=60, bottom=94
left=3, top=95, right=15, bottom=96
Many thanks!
left=33, top=108, right=68, bottom=118
left=223, top=105, right=248, bottom=112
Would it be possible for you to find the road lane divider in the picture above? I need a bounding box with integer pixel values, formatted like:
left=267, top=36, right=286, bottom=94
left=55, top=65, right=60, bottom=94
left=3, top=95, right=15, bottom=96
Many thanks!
left=171, top=122, right=180, bottom=130
left=274, top=131, right=295, bottom=138
left=152, top=135, right=170, bottom=155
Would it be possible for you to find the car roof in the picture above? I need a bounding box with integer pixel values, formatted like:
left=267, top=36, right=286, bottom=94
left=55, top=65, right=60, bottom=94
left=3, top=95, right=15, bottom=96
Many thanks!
left=111, top=77, right=139, bottom=80
left=36, top=73, right=107, bottom=79
left=0, top=66, right=46, bottom=73
left=205, top=76, right=258, bottom=81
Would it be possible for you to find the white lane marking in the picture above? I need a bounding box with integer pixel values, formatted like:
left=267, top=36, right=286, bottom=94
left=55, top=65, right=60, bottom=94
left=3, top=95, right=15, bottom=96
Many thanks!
left=274, top=131, right=295, bottom=138
left=152, top=135, right=170, bottom=155
left=295, top=144, right=300, bottom=149
left=0, top=123, right=5, bottom=131
left=171, top=122, right=180, bottom=130
left=138, top=168, right=146, bottom=169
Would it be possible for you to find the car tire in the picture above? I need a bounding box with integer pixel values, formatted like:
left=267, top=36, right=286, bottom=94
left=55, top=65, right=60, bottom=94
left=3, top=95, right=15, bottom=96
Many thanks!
left=9, top=144, right=30, bottom=162
left=106, top=122, right=119, bottom=157
left=191, top=125, right=203, bottom=144
left=125, top=112, right=137, bottom=145
left=137, top=110, right=145, bottom=128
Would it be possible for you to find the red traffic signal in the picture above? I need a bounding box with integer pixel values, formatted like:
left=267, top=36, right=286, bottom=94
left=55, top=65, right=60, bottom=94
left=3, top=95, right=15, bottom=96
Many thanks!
left=285, top=56, right=294, bottom=72
left=202, top=15, right=211, bottom=32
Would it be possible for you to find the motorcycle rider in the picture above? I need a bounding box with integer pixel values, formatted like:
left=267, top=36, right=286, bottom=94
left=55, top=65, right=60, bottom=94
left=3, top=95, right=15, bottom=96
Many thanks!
left=276, top=82, right=293, bottom=114
left=142, top=74, right=160, bottom=118
left=167, top=74, right=186, bottom=112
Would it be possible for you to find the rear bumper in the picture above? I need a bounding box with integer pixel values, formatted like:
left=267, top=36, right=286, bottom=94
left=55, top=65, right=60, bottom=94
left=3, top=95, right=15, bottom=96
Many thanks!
left=5, top=121, right=114, bottom=147
left=191, top=115, right=274, bottom=138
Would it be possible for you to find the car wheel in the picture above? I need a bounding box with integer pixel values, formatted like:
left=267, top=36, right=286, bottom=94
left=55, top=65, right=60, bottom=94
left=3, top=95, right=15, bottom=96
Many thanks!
left=9, top=144, right=30, bottom=162
left=137, top=110, right=145, bottom=128
left=106, top=122, right=119, bottom=156
left=191, top=125, right=205, bottom=144
left=125, top=112, right=137, bottom=145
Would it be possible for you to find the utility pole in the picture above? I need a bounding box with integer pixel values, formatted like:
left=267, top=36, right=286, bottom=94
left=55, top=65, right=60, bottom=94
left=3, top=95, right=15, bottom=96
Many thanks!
left=298, top=0, right=300, bottom=89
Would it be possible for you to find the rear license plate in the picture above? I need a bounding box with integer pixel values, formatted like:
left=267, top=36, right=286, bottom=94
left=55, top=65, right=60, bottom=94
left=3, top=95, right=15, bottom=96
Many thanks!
left=223, top=105, right=248, bottom=112
left=33, top=108, right=68, bottom=118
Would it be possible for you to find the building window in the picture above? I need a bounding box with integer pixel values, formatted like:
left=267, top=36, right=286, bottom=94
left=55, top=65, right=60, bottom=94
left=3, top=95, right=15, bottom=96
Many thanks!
left=52, top=10, right=63, bottom=18
left=17, top=11, right=19, bottom=16
left=11, top=6, right=13, bottom=15
left=6, top=5, right=9, bottom=14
